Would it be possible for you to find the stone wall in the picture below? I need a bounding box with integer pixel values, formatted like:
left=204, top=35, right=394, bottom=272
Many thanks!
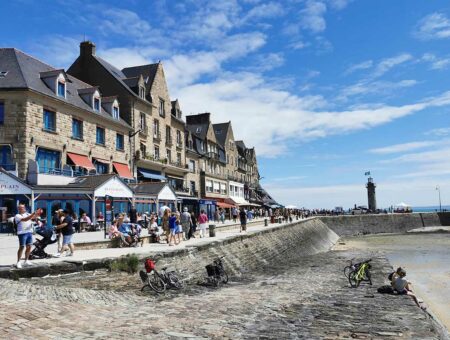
left=318, top=212, right=448, bottom=237
left=143, top=218, right=340, bottom=283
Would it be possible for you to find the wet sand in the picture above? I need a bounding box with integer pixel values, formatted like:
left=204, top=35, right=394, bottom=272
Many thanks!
left=334, top=233, right=450, bottom=332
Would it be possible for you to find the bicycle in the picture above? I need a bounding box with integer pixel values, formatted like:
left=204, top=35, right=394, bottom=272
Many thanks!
left=348, top=259, right=372, bottom=288
left=139, top=259, right=183, bottom=294
left=202, top=257, right=229, bottom=287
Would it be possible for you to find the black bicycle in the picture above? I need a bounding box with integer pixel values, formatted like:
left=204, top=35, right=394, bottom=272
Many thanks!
left=140, top=259, right=183, bottom=294
left=203, top=257, right=228, bottom=287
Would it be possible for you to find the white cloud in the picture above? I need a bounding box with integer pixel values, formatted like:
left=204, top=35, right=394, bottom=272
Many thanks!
left=371, top=53, right=412, bottom=78
left=98, top=8, right=152, bottom=39
left=338, top=79, right=417, bottom=101
left=369, top=141, right=439, bottom=154
left=421, top=53, right=450, bottom=70
left=243, top=2, right=285, bottom=21
left=31, top=35, right=80, bottom=68
left=415, top=12, right=450, bottom=40
left=327, top=0, right=353, bottom=10
left=344, top=60, right=373, bottom=75
left=299, top=0, right=327, bottom=33
left=425, top=127, right=450, bottom=136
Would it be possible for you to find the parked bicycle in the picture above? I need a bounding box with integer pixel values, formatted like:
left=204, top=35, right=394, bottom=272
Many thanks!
left=347, top=259, right=372, bottom=288
left=139, top=258, right=183, bottom=294
left=202, top=257, right=229, bottom=287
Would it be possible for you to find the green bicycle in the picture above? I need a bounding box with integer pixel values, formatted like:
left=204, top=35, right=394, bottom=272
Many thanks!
left=348, top=259, right=372, bottom=288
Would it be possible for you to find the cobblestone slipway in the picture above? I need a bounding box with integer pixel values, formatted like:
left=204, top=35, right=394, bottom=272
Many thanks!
left=0, top=249, right=443, bottom=339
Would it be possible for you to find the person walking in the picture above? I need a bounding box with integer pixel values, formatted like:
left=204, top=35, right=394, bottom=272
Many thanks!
left=198, top=209, right=208, bottom=238
left=15, top=204, right=42, bottom=268
left=232, top=207, right=238, bottom=223
left=180, top=207, right=192, bottom=240
left=55, top=210, right=75, bottom=257
left=168, top=211, right=178, bottom=246
left=189, top=212, right=197, bottom=239
left=214, top=209, right=219, bottom=223
left=239, top=207, right=247, bottom=232
left=219, top=209, right=225, bottom=224
left=162, top=208, right=171, bottom=244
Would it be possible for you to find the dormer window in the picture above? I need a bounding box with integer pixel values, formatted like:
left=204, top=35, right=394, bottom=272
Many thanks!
left=113, top=106, right=119, bottom=120
left=139, top=86, right=145, bottom=99
left=57, top=80, right=65, bottom=97
left=159, top=99, right=165, bottom=117
left=94, top=97, right=100, bottom=112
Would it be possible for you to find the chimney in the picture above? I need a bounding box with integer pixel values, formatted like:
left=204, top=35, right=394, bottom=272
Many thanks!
left=80, top=41, right=96, bottom=57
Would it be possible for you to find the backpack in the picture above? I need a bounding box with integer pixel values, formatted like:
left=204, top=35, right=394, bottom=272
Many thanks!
left=144, top=258, right=155, bottom=273
left=377, top=285, right=394, bottom=294
left=388, top=271, right=395, bottom=281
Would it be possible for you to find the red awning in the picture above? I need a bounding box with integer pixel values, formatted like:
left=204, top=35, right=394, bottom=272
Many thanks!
left=113, top=162, right=133, bottom=179
left=217, top=201, right=234, bottom=209
left=67, top=152, right=95, bottom=170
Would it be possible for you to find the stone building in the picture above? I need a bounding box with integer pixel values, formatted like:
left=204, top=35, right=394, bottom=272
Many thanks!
left=0, top=48, right=132, bottom=183
left=67, top=41, right=192, bottom=200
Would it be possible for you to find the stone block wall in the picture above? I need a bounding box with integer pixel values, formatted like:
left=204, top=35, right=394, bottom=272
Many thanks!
left=318, top=212, right=445, bottom=237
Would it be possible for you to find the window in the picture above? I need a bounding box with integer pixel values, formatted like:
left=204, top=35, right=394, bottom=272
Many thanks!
left=95, top=161, right=108, bottom=174
left=140, top=86, right=145, bottom=99
left=36, top=148, right=60, bottom=173
left=96, top=127, right=105, bottom=145
left=43, top=109, right=56, bottom=131
left=220, top=183, right=227, bottom=195
left=57, top=81, right=65, bottom=97
left=0, top=71, right=8, bottom=78
left=196, top=127, right=202, bottom=134
left=206, top=180, right=213, bottom=193
left=154, top=145, right=160, bottom=160
left=177, top=152, right=181, bottom=165
left=0, top=102, right=4, bottom=125
left=94, top=97, right=100, bottom=112
left=188, top=140, right=193, bottom=149
left=166, top=149, right=171, bottom=162
left=140, top=112, right=146, bottom=130
left=113, top=106, right=119, bottom=120
left=166, top=126, right=171, bottom=143
left=199, top=140, right=204, bottom=151
left=176, top=130, right=182, bottom=145
left=116, top=133, right=124, bottom=151
left=153, top=119, right=160, bottom=138
left=213, top=181, right=220, bottom=194
left=140, top=143, right=146, bottom=157
left=159, top=98, right=165, bottom=117
left=72, top=119, right=83, bottom=140
left=188, top=160, right=196, bottom=172
left=0, top=145, right=13, bottom=169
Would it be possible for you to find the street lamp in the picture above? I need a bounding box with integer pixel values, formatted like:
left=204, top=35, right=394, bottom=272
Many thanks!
left=436, top=185, right=442, bottom=212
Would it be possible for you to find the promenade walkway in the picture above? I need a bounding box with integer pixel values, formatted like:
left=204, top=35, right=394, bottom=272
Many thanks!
left=0, top=217, right=284, bottom=267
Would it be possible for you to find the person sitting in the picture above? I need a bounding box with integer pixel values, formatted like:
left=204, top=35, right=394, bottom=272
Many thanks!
left=391, top=268, right=422, bottom=308
left=79, top=213, right=92, bottom=231
left=148, top=217, right=163, bottom=243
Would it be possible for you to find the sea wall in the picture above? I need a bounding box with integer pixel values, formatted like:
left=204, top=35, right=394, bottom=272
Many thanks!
left=318, top=212, right=449, bottom=237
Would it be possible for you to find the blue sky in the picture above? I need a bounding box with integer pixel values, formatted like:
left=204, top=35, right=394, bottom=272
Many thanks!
left=2, top=0, right=450, bottom=208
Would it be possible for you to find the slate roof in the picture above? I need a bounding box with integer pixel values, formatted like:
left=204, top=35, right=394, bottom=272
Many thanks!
left=122, top=63, right=159, bottom=88
left=213, top=122, right=230, bottom=147
left=130, top=182, right=167, bottom=195
left=0, top=48, right=132, bottom=129
left=186, top=113, right=212, bottom=140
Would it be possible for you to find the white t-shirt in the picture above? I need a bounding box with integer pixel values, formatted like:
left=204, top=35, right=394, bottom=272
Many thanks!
left=393, top=277, right=408, bottom=292
left=14, top=213, right=33, bottom=235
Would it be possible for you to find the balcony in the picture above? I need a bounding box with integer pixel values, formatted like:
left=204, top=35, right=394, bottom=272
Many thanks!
left=166, top=136, right=173, bottom=147
left=169, top=160, right=183, bottom=168
left=153, top=131, right=161, bottom=142
left=27, top=160, right=93, bottom=185
left=176, top=141, right=183, bottom=149
left=139, top=126, right=148, bottom=137
left=206, top=151, right=220, bottom=160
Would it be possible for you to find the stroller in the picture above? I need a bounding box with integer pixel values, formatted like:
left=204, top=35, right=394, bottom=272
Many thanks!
left=29, top=227, right=58, bottom=260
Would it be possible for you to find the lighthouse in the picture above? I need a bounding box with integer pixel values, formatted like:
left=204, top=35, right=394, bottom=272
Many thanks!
left=366, top=177, right=377, bottom=212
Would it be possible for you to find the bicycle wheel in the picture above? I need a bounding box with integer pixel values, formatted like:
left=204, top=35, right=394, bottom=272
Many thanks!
left=365, top=269, right=372, bottom=285
left=343, top=266, right=353, bottom=278
left=167, top=272, right=183, bottom=290
left=348, top=270, right=360, bottom=288
left=148, top=271, right=166, bottom=293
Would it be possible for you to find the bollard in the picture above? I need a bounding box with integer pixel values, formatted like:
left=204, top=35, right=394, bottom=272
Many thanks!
left=278, top=217, right=282, bottom=224
left=209, top=224, right=216, bottom=237
left=296, top=215, right=299, bottom=220
left=264, top=218, right=268, bottom=226
left=270, top=216, right=275, bottom=224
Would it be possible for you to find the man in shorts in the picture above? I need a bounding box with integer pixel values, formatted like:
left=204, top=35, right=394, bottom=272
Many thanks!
left=15, top=204, right=42, bottom=268
left=180, top=207, right=192, bottom=240
left=55, top=210, right=75, bottom=256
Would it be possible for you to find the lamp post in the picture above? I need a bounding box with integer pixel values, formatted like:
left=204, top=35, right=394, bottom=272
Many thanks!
left=128, top=129, right=142, bottom=181
left=436, top=185, right=442, bottom=212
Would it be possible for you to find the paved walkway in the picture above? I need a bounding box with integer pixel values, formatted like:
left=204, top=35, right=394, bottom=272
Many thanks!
left=0, top=218, right=288, bottom=267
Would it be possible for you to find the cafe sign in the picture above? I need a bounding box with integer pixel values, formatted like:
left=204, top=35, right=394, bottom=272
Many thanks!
left=94, top=177, right=133, bottom=198
left=0, top=172, right=31, bottom=195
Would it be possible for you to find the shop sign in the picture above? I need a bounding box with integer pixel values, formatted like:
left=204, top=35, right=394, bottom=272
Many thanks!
left=199, top=200, right=216, bottom=205
left=95, top=177, right=133, bottom=198
left=0, top=172, right=31, bottom=195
